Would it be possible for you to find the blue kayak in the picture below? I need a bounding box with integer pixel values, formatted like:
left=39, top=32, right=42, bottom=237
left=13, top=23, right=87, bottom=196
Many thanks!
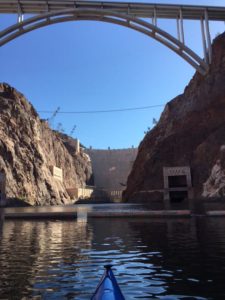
left=91, top=265, right=125, bottom=300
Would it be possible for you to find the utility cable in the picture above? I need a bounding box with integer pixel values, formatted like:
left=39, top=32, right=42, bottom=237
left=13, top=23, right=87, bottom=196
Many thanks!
left=38, top=104, right=165, bottom=114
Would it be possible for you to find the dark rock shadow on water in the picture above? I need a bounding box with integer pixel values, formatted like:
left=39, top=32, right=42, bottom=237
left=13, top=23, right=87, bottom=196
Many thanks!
left=127, top=217, right=225, bottom=299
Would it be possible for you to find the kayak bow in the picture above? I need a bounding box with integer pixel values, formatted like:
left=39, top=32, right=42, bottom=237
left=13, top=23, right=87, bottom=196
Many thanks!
left=91, top=265, right=125, bottom=300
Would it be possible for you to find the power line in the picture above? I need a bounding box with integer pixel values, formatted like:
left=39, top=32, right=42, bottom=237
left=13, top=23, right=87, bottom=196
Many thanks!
left=38, top=104, right=165, bottom=115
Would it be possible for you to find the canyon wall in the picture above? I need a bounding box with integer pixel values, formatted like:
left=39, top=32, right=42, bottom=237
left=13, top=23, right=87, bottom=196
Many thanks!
left=0, top=83, right=92, bottom=206
left=124, top=32, right=225, bottom=202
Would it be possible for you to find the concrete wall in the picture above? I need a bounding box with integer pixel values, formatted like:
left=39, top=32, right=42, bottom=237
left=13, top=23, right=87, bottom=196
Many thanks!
left=84, top=148, right=138, bottom=190
left=67, top=187, right=94, bottom=199
left=49, top=166, right=63, bottom=182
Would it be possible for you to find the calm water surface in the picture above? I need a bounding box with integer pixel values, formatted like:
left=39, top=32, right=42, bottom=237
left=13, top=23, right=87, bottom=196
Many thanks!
left=0, top=216, right=225, bottom=299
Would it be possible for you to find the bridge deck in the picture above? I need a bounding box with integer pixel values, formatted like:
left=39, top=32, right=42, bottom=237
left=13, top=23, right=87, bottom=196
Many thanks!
left=0, top=1, right=225, bottom=21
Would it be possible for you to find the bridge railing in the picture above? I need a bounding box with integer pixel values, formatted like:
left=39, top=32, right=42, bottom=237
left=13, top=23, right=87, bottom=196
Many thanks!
left=108, top=190, right=123, bottom=201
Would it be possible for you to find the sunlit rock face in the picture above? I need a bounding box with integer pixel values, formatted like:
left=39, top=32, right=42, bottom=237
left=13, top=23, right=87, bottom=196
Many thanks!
left=0, top=83, right=92, bottom=205
left=124, top=32, right=225, bottom=202
left=203, top=146, right=225, bottom=197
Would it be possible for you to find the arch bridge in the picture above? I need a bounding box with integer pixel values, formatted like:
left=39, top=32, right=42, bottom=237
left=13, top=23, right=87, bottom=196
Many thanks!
left=1, top=1, right=225, bottom=75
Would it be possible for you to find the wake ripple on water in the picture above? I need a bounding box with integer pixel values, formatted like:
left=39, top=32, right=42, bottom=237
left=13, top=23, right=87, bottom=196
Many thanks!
left=0, top=218, right=225, bottom=299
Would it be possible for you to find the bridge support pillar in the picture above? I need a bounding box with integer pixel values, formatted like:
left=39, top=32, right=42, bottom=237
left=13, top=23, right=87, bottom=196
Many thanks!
left=179, top=9, right=185, bottom=44
left=205, top=10, right=212, bottom=64
left=200, top=11, right=212, bottom=66
left=18, top=14, right=24, bottom=23
left=152, top=7, right=157, bottom=26
left=201, top=17, right=208, bottom=64
left=176, top=18, right=181, bottom=42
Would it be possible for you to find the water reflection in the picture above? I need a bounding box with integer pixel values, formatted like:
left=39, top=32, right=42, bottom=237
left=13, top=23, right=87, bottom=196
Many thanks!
left=0, top=218, right=225, bottom=299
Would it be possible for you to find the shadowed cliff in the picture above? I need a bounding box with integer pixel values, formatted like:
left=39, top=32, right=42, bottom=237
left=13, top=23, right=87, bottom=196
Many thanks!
left=124, top=32, right=225, bottom=202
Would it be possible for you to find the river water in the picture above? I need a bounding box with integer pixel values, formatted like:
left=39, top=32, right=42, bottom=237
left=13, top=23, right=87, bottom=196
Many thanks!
left=0, top=216, right=225, bottom=299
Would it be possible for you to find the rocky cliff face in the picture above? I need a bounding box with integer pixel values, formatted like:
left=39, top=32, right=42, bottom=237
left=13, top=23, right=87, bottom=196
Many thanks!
left=203, top=145, right=225, bottom=198
left=58, top=133, right=93, bottom=186
left=124, top=32, right=225, bottom=202
left=0, top=83, right=92, bottom=205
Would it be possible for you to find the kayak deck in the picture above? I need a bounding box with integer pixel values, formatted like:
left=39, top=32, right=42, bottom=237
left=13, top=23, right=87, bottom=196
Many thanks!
left=91, top=265, right=125, bottom=300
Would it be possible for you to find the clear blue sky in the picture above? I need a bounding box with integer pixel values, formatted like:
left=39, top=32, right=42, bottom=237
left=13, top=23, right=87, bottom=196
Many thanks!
left=0, top=0, right=225, bottom=149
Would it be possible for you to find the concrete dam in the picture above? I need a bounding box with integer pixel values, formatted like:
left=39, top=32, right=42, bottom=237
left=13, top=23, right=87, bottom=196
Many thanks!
left=84, top=147, right=138, bottom=196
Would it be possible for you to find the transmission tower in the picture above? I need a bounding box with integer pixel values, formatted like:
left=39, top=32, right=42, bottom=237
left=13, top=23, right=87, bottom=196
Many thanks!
left=47, top=106, right=60, bottom=128
left=70, top=125, right=76, bottom=137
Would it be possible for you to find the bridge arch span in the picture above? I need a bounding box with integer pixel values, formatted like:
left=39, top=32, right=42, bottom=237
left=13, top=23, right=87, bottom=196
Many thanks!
left=0, top=8, right=208, bottom=75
